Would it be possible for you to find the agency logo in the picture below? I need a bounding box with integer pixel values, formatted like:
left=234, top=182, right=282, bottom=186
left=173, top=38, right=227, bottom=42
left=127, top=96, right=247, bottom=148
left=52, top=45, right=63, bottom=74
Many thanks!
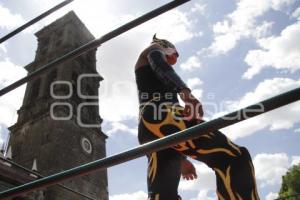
left=50, top=74, right=100, bottom=128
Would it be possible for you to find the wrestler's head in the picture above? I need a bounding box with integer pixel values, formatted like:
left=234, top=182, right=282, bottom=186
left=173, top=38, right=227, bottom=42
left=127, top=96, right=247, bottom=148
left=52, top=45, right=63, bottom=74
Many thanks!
left=152, top=34, right=179, bottom=65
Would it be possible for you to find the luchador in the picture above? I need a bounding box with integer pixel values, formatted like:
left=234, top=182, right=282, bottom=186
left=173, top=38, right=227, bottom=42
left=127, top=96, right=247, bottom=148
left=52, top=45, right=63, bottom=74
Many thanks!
left=134, top=35, right=260, bottom=200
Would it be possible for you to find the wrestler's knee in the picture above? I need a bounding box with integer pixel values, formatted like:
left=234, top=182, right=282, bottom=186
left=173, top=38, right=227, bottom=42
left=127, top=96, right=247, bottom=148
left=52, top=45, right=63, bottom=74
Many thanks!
left=238, top=146, right=252, bottom=161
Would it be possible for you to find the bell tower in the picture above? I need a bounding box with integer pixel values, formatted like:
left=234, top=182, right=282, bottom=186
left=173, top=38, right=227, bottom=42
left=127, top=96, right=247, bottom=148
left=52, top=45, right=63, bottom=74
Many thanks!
left=8, top=11, right=108, bottom=200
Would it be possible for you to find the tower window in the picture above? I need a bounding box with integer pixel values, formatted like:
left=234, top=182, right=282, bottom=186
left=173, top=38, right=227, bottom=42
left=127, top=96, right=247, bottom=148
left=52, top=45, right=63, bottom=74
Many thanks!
left=46, top=69, right=57, bottom=97
left=32, top=79, right=40, bottom=96
left=86, top=85, right=96, bottom=97
left=72, top=71, right=81, bottom=106
left=72, top=71, right=78, bottom=84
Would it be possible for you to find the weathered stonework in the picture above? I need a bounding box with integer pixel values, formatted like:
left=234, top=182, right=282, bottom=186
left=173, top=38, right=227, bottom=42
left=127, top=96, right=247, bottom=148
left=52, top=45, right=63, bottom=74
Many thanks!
left=7, top=11, right=108, bottom=200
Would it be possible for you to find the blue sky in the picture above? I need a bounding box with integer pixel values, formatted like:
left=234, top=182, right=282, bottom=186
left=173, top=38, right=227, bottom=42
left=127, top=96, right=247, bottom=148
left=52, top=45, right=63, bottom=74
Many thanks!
left=0, top=0, right=300, bottom=200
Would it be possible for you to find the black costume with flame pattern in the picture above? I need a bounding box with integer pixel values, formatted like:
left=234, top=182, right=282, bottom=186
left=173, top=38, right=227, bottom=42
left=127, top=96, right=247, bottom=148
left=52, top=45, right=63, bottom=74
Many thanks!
left=135, top=35, right=260, bottom=200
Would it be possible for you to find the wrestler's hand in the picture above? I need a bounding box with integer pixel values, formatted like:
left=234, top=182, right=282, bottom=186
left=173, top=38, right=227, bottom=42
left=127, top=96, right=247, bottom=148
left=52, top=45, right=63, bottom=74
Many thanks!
left=181, top=158, right=197, bottom=180
left=179, top=88, right=203, bottom=121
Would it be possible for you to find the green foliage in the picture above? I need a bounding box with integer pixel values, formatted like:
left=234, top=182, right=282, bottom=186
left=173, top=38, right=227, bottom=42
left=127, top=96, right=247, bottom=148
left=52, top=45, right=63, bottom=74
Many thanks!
left=279, top=164, right=300, bottom=200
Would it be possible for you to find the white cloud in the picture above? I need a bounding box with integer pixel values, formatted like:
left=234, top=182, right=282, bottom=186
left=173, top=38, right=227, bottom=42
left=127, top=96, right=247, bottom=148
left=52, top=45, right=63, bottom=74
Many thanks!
left=253, top=21, right=274, bottom=39
left=0, top=90, right=24, bottom=126
left=132, top=9, right=202, bottom=44
left=243, top=21, right=300, bottom=79
left=110, top=190, right=147, bottom=200
left=208, top=0, right=295, bottom=55
left=291, top=156, right=300, bottom=166
left=190, top=189, right=216, bottom=200
left=226, top=78, right=300, bottom=109
left=186, top=78, right=203, bottom=99
left=105, top=121, right=137, bottom=137
left=292, top=7, right=300, bottom=20
left=187, top=78, right=203, bottom=89
left=73, top=1, right=200, bottom=42
left=265, top=192, right=279, bottom=200
left=0, top=58, right=26, bottom=126
left=180, top=55, right=202, bottom=71
left=99, top=78, right=139, bottom=122
left=0, top=58, right=26, bottom=86
left=253, top=153, right=300, bottom=189
left=191, top=89, right=203, bottom=100
left=253, top=153, right=290, bottom=187
left=179, top=163, right=216, bottom=191
left=0, top=126, right=4, bottom=149
left=191, top=3, right=207, bottom=14
left=0, top=4, right=25, bottom=30
left=0, top=44, right=7, bottom=53
left=156, top=10, right=202, bottom=43
left=31, top=0, right=62, bottom=10
left=81, top=3, right=201, bottom=43
left=179, top=163, right=217, bottom=200
left=0, top=123, right=9, bottom=152
left=65, top=0, right=126, bottom=38
left=220, top=78, right=300, bottom=140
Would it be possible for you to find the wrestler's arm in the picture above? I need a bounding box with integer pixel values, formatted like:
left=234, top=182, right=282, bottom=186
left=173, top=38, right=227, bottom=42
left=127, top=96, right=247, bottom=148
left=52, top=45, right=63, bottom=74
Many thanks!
left=147, top=46, right=203, bottom=119
left=147, top=46, right=189, bottom=92
left=179, top=88, right=204, bottom=120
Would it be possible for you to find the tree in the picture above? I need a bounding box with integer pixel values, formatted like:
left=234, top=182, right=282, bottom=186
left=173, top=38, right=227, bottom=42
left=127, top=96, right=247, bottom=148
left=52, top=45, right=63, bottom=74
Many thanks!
left=278, top=164, right=300, bottom=200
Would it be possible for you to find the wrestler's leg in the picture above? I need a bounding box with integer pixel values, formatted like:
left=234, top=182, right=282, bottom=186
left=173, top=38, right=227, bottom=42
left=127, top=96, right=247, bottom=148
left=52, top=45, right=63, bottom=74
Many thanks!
left=146, top=148, right=182, bottom=200
left=139, top=104, right=183, bottom=200
left=140, top=104, right=259, bottom=200
left=178, top=129, right=259, bottom=200
left=178, top=122, right=259, bottom=199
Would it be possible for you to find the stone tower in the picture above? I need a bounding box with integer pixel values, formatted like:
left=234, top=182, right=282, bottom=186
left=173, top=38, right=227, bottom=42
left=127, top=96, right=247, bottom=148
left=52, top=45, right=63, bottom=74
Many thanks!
left=8, top=11, right=108, bottom=200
